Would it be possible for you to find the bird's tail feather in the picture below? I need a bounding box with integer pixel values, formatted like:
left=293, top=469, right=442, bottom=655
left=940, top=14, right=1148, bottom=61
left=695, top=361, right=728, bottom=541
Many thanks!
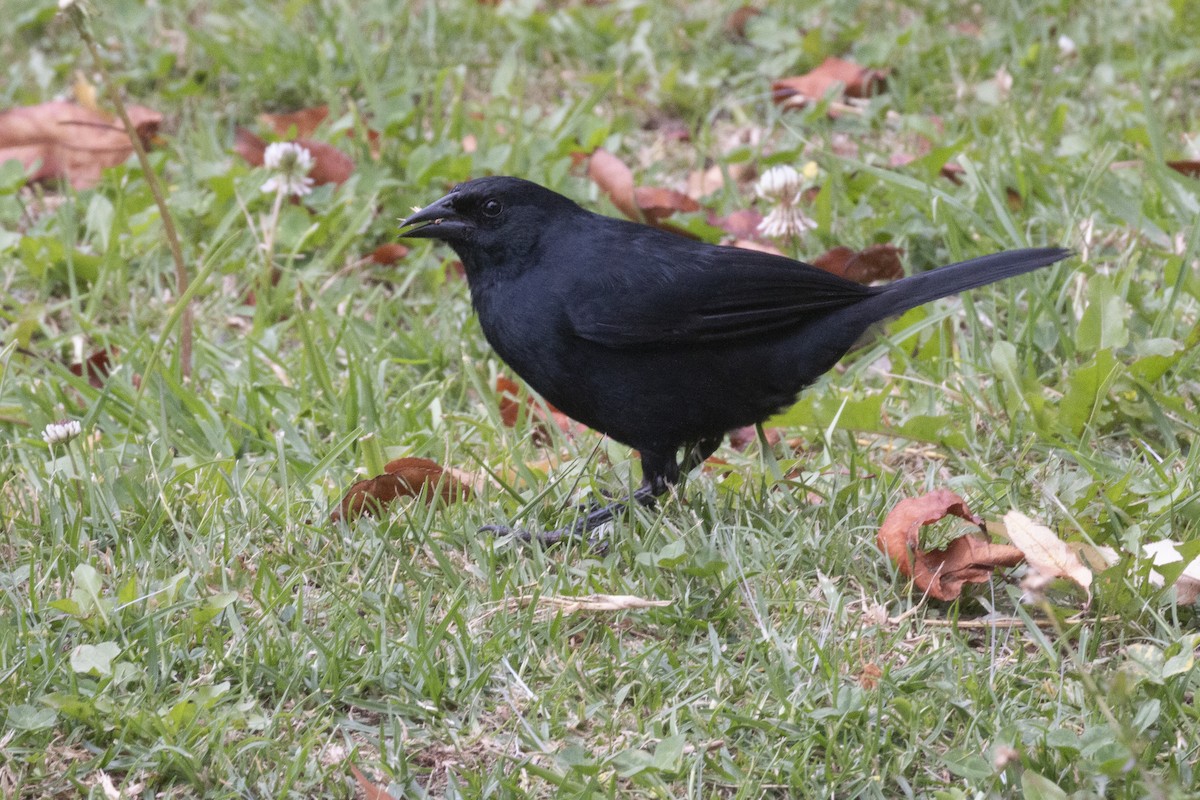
left=868, top=247, right=1070, bottom=319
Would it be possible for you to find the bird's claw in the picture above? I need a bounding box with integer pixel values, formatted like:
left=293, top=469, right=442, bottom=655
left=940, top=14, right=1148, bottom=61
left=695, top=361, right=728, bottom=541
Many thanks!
left=479, top=522, right=608, bottom=552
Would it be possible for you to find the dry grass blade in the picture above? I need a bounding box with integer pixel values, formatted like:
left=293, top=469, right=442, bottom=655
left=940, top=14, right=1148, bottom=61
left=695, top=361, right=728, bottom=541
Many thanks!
left=471, top=593, right=671, bottom=629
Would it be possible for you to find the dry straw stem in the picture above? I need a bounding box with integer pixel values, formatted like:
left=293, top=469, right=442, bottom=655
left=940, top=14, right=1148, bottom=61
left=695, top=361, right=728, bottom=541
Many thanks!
left=471, top=593, right=671, bottom=630
left=69, top=8, right=193, bottom=379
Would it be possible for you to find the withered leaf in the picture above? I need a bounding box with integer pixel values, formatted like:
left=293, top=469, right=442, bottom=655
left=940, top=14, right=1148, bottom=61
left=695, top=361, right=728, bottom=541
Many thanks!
left=727, top=425, right=782, bottom=452
left=708, top=209, right=764, bottom=239
left=0, top=101, right=162, bottom=189
left=496, top=376, right=586, bottom=443
left=811, top=244, right=904, bottom=285
left=633, top=186, right=700, bottom=222
left=876, top=489, right=1024, bottom=601
left=772, top=57, right=888, bottom=108
left=587, top=147, right=640, bottom=221
left=260, top=106, right=329, bottom=139
left=368, top=243, right=409, bottom=265
left=331, top=457, right=470, bottom=524
left=68, top=347, right=117, bottom=388
left=234, top=128, right=355, bottom=186
left=998, top=510, right=1092, bottom=596
left=1168, top=161, right=1200, bottom=179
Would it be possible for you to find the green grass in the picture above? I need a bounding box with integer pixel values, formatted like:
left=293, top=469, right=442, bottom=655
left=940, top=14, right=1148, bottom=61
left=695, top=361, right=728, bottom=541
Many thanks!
left=3, top=0, right=1200, bottom=797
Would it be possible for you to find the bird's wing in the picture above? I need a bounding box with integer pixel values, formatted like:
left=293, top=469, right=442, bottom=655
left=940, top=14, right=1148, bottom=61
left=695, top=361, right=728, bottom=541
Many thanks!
left=568, top=243, right=875, bottom=347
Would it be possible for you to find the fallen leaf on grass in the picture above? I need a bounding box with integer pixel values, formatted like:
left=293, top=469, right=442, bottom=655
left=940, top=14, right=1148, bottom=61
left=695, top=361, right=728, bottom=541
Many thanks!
left=234, top=128, right=354, bottom=186
left=350, top=765, right=392, bottom=800
left=730, top=238, right=785, bottom=256
left=999, top=510, right=1093, bottom=597
left=1168, top=161, right=1200, bottom=179
left=633, top=186, right=700, bottom=222
left=876, top=489, right=1023, bottom=601
left=1142, top=540, right=1200, bottom=604
left=708, top=209, right=764, bottom=239
left=587, top=148, right=701, bottom=235
left=330, top=457, right=471, bottom=524
left=772, top=57, right=888, bottom=109
left=0, top=101, right=162, bottom=189
left=496, top=375, right=587, bottom=443
left=260, top=106, right=329, bottom=139
left=367, top=243, right=409, bottom=265
left=68, top=347, right=117, bottom=388
left=725, top=5, right=761, bottom=37
left=811, top=244, right=904, bottom=284
left=727, top=425, right=782, bottom=451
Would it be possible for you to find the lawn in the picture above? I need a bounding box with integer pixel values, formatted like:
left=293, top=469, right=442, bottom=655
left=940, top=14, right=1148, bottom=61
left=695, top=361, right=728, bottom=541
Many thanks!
left=2, top=0, right=1199, bottom=797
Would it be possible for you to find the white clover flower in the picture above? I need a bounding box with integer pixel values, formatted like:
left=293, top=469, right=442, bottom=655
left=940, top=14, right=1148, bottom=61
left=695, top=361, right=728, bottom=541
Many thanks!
left=43, top=419, right=82, bottom=446
left=755, top=163, right=819, bottom=240
left=758, top=205, right=818, bottom=239
left=756, top=165, right=803, bottom=203
left=1057, top=34, right=1077, bottom=57
left=261, top=142, right=315, bottom=197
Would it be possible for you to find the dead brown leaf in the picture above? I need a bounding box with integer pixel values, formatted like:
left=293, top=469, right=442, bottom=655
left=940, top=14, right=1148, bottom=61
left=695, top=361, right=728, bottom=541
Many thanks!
left=368, top=243, right=409, bottom=265
left=496, top=376, right=586, bottom=444
left=1168, top=161, right=1200, bottom=179
left=811, top=244, right=904, bottom=284
left=350, top=765, right=393, bottom=800
left=633, top=186, right=700, bottom=221
left=876, top=489, right=1024, bottom=601
left=587, top=147, right=640, bottom=221
left=727, top=425, right=782, bottom=452
left=998, top=510, right=1092, bottom=596
left=730, top=238, right=786, bottom=256
left=68, top=347, right=117, bottom=388
left=234, top=128, right=355, bottom=186
left=0, top=101, right=162, bottom=189
left=330, top=457, right=470, bottom=524
left=260, top=106, right=329, bottom=139
left=708, top=209, right=764, bottom=239
left=772, top=57, right=888, bottom=109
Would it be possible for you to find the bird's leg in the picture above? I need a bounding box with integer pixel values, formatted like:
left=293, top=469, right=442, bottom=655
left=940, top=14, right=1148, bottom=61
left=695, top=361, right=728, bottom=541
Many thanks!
left=482, top=445, right=704, bottom=547
left=679, top=436, right=723, bottom=476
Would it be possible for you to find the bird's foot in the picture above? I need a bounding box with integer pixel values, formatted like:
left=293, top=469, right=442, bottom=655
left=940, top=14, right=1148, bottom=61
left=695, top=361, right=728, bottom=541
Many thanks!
left=481, top=490, right=660, bottom=551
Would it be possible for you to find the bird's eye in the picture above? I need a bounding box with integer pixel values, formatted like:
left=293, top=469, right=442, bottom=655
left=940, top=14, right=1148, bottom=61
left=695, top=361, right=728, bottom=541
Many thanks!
left=482, top=199, right=503, bottom=217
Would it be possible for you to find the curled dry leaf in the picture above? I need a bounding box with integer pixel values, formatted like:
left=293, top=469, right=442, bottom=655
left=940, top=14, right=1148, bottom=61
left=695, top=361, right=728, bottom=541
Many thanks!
left=876, top=489, right=1024, bottom=601
left=260, top=106, right=329, bottom=139
left=0, top=101, right=162, bottom=189
left=587, top=148, right=702, bottom=234
left=811, top=244, right=905, bottom=285
left=588, top=147, right=641, bottom=221
left=496, top=376, right=587, bottom=443
left=234, top=128, right=355, bottom=186
left=998, top=510, right=1093, bottom=596
left=725, top=5, right=761, bottom=37
left=633, top=186, right=700, bottom=222
left=330, top=457, right=471, bottom=524
left=68, top=347, right=117, bottom=388
left=368, top=243, right=409, bottom=265
left=349, top=765, right=392, bottom=800
left=772, top=57, right=888, bottom=109
left=1168, top=161, right=1200, bottom=179
left=727, top=425, right=782, bottom=452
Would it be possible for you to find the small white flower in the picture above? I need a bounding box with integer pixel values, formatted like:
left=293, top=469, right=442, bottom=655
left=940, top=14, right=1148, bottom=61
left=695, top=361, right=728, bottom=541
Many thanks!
left=758, top=205, right=817, bottom=239
left=261, top=142, right=315, bottom=197
left=756, top=165, right=803, bottom=202
left=43, top=419, right=82, bottom=446
left=58, top=0, right=76, bottom=8
left=755, top=163, right=819, bottom=240
left=1057, top=34, right=1077, bottom=57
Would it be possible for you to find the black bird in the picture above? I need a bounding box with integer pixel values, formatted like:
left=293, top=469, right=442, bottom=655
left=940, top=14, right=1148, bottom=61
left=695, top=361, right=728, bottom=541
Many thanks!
left=401, top=176, right=1068, bottom=542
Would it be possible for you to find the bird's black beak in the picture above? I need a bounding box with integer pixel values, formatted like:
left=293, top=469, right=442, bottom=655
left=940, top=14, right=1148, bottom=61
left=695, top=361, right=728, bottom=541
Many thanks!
left=399, top=192, right=468, bottom=240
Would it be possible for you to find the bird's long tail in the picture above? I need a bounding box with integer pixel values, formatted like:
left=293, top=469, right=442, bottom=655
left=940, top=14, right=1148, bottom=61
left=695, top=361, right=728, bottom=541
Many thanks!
left=866, top=247, right=1070, bottom=319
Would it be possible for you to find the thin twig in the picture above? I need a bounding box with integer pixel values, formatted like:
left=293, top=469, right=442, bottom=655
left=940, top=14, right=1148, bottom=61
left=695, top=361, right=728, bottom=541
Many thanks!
left=68, top=8, right=193, bottom=379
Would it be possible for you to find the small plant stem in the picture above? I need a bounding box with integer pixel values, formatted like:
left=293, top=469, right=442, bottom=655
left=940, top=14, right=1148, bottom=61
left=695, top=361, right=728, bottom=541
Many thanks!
left=70, top=11, right=193, bottom=379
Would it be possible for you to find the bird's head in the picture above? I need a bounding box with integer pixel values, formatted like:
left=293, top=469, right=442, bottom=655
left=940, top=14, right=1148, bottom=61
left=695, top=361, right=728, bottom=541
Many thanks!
left=400, top=177, right=583, bottom=271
